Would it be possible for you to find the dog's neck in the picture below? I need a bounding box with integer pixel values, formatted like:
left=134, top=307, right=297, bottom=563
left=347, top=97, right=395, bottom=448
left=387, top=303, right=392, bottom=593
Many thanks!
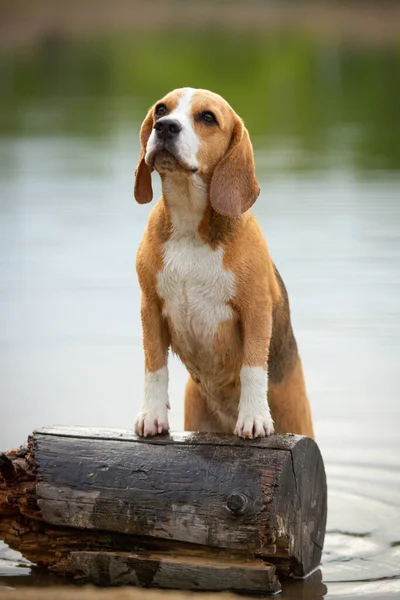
left=160, top=172, right=208, bottom=239
left=159, top=171, right=238, bottom=247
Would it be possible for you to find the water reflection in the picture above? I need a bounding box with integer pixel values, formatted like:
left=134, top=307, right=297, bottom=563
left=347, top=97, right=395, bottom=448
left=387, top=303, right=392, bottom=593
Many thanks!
left=282, top=569, right=327, bottom=599
left=0, top=30, right=400, bottom=600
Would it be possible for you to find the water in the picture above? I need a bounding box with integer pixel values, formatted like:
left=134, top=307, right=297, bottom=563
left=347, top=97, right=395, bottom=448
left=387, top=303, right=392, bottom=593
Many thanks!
left=0, top=31, right=399, bottom=599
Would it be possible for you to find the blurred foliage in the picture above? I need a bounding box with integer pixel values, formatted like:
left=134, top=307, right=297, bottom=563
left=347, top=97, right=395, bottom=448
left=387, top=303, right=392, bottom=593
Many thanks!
left=0, top=30, right=399, bottom=171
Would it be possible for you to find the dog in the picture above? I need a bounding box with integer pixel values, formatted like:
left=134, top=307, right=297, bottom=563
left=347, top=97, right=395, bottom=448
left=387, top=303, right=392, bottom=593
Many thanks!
left=133, top=87, right=314, bottom=440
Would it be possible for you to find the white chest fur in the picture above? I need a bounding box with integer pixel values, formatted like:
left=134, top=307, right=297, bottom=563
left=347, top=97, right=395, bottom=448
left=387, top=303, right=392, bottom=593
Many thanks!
left=157, top=235, right=235, bottom=349
left=156, top=174, right=236, bottom=373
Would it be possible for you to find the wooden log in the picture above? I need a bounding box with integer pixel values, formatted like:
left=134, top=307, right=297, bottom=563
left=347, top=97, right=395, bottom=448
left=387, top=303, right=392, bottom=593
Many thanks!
left=70, top=551, right=279, bottom=591
left=0, top=427, right=327, bottom=594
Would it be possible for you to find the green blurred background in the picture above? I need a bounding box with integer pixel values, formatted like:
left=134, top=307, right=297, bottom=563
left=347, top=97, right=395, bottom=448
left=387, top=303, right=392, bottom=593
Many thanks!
left=2, top=28, right=400, bottom=171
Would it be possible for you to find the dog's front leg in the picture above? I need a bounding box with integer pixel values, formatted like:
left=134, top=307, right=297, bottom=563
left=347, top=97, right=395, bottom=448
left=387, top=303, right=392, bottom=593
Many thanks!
left=234, top=305, right=275, bottom=439
left=135, top=294, right=170, bottom=437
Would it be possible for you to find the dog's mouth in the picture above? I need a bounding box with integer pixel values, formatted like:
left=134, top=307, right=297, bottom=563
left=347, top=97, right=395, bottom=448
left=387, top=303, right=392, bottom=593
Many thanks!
left=145, top=146, right=198, bottom=174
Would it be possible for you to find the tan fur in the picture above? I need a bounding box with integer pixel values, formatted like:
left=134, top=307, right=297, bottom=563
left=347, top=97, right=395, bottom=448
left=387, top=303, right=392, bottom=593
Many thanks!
left=184, top=376, right=219, bottom=432
left=268, top=356, right=314, bottom=438
left=134, top=88, right=314, bottom=439
left=136, top=202, right=171, bottom=372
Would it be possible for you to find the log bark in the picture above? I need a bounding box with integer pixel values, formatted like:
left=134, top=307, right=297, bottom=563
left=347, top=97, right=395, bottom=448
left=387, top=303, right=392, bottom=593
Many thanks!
left=0, top=427, right=327, bottom=593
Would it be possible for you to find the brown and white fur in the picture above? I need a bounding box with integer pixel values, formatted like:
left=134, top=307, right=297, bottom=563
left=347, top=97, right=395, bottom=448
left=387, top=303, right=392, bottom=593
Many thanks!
left=134, top=87, right=314, bottom=440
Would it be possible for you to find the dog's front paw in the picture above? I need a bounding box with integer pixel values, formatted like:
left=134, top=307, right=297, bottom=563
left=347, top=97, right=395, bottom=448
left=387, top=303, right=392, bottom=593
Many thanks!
left=234, top=411, right=274, bottom=439
left=135, top=410, right=169, bottom=437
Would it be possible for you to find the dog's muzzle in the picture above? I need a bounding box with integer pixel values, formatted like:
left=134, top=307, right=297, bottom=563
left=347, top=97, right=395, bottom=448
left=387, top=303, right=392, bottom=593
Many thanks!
left=145, top=118, right=198, bottom=172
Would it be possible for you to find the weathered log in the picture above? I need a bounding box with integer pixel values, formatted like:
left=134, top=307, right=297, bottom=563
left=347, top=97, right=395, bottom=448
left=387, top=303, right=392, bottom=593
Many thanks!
left=0, top=427, right=327, bottom=594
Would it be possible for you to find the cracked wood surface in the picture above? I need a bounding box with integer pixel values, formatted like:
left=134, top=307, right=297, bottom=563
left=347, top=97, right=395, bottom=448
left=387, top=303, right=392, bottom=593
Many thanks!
left=0, top=427, right=327, bottom=590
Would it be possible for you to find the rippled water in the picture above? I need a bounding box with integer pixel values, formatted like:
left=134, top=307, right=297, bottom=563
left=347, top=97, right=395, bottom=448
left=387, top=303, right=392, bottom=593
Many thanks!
left=0, top=31, right=399, bottom=598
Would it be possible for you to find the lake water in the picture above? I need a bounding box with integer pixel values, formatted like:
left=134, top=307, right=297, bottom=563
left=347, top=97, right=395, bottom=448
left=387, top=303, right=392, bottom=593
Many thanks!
left=0, top=31, right=399, bottom=599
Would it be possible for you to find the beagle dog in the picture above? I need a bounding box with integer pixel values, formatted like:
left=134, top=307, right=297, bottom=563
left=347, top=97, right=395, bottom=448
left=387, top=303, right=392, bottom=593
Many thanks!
left=134, top=87, right=314, bottom=440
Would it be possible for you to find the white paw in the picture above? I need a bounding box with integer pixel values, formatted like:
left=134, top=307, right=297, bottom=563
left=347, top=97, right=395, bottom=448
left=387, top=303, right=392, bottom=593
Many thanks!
left=234, top=411, right=275, bottom=439
left=135, top=410, right=169, bottom=437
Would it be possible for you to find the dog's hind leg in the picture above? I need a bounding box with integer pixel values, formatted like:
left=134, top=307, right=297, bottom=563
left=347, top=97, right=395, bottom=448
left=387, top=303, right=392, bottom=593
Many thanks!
left=184, top=376, right=220, bottom=432
left=268, top=355, right=314, bottom=439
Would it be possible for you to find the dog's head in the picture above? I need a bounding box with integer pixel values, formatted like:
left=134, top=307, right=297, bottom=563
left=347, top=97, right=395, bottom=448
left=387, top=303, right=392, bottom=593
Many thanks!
left=134, top=88, right=260, bottom=217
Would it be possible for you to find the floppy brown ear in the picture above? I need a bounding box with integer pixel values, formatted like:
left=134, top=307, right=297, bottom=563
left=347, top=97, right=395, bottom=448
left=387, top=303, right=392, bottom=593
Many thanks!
left=210, top=118, right=260, bottom=217
left=134, top=108, right=154, bottom=204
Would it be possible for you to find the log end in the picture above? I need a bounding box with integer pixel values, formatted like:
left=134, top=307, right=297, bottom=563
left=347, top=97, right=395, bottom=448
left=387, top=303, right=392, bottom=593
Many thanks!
left=271, top=435, right=327, bottom=577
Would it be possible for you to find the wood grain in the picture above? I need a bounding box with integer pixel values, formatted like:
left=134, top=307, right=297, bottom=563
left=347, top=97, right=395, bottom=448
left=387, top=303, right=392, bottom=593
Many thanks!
left=0, top=427, right=327, bottom=591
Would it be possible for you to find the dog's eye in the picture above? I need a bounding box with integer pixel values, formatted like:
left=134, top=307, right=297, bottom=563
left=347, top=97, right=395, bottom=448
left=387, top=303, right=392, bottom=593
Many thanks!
left=155, top=104, right=168, bottom=117
left=200, top=111, right=218, bottom=125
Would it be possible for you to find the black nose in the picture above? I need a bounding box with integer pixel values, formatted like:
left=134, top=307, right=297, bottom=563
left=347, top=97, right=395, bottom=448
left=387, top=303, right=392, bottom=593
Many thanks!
left=154, top=119, right=182, bottom=140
